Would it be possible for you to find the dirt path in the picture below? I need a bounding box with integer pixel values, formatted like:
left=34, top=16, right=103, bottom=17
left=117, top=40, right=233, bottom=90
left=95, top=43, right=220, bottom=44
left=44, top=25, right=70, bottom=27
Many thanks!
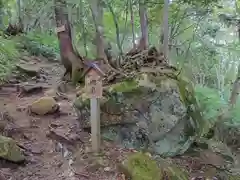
left=0, top=56, right=128, bottom=180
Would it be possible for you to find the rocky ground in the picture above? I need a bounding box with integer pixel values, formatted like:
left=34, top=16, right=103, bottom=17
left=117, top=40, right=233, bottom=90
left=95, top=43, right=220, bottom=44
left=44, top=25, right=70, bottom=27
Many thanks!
left=0, top=55, right=238, bottom=180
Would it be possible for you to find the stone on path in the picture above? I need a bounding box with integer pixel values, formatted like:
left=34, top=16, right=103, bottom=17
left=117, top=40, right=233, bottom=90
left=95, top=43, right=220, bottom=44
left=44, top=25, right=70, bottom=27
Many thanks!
left=0, top=135, right=24, bottom=162
left=16, top=61, right=41, bottom=77
left=29, top=97, right=59, bottom=115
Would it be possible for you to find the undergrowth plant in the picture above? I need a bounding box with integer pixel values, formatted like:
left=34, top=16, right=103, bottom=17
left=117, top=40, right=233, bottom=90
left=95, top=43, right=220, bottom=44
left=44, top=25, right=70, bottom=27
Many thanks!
left=0, top=35, right=19, bottom=81
left=195, top=84, right=240, bottom=130
left=16, top=32, right=60, bottom=60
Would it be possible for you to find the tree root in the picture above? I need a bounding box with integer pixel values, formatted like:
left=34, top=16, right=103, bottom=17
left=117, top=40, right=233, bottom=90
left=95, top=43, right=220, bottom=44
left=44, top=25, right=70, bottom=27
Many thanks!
left=101, top=46, right=176, bottom=84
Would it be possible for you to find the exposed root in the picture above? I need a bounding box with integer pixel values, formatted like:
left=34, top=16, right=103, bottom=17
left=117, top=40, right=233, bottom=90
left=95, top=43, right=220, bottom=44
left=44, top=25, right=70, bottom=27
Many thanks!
left=101, top=46, right=177, bottom=84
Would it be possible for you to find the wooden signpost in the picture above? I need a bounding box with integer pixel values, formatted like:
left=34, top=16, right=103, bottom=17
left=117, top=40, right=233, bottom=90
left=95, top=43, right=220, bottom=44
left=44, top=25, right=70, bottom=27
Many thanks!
left=84, top=62, right=104, bottom=152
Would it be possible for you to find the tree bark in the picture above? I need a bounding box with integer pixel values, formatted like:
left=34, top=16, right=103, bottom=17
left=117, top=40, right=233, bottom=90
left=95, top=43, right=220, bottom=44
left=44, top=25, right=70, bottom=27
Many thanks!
left=138, top=0, right=148, bottom=49
left=54, top=0, right=73, bottom=53
left=90, top=0, right=106, bottom=60
left=130, top=0, right=136, bottom=48
left=0, top=0, right=3, bottom=30
left=162, top=0, right=169, bottom=61
left=229, top=64, right=240, bottom=106
left=229, top=21, right=240, bottom=106
left=54, top=0, right=84, bottom=84
left=79, top=0, right=88, bottom=56
left=107, top=2, right=123, bottom=56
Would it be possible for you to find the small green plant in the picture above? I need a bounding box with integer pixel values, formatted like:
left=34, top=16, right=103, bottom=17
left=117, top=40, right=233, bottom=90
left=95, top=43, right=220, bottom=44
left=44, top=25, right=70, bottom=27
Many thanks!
left=0, top=36, right=19, bottom=81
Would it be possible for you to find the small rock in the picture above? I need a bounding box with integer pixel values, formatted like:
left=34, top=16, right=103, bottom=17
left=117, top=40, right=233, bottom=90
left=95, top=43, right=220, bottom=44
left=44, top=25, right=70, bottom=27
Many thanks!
left=44, top=89, right=57, bottom=98
left=16, top=62, right=40, bottom=77
left=200, top=150, right=225, bottom=168
left=30, top=145, right=44, bottom=155
left=0, top=135, right=25, bottom=162
left=47, top=127, right=80, bottom=145
left=17, top=83, right=45, bottom=95
left=21, top=56, right=33, bottom=62
left=86, top=162, right=102, bottom=173
left=29, top=97, right=59, bottom=115
left=57, top=81, right=68, bottom=93
left=104, top=167, right=111, bottom=172
left=16, top=106, right=26, bottom=112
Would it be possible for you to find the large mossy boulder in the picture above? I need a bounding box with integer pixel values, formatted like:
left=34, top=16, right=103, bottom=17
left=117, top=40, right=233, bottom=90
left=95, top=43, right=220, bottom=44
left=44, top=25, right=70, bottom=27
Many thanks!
left=74, top=75, right=186, bottom=129
left=74, top=72, right=202, bottom=156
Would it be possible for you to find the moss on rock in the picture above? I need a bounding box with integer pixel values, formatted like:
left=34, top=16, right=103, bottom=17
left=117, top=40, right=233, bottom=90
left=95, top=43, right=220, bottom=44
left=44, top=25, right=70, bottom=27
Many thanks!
left=122, top=152, right=162, bottom=180
left=108, top=79, right=139, bottom=93
left=0, top=135, right=25, bottom=162
left=228, top=174, right=240, bottom=180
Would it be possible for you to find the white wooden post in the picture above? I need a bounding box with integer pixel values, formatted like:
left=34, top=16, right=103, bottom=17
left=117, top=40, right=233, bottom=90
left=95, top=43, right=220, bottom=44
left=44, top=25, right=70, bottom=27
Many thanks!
left=85, top=66, right=103, bottom=153
left=90, top=97, right=100, bottom=152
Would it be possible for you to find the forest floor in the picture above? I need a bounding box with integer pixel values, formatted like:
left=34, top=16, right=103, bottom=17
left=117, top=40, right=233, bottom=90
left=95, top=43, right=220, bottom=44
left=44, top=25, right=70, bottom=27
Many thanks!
left=0, top=55, right=231, bottom=180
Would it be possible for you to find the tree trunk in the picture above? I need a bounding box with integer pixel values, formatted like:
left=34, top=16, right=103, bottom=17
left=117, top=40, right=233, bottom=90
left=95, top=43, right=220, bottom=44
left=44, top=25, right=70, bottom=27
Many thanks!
left=107, top=2, right=123, bottom=56
left=90, top=0, right=106, bottom=60
left=0, top=0, right=3, bottom=30
left=229, top=64, right=240, bottom=106
left=162, top=0, right=169, bottom=61
left=54, top=0, right=84, bottom=84
left=54, top=0, right=75, bottom=57
left=130, top=0, right=136, bottom=48
left=79, top=0, right=88, bottom=56
left=138, top=0, right=148, bottom=49
left=229, top=21, right=240, bottom=106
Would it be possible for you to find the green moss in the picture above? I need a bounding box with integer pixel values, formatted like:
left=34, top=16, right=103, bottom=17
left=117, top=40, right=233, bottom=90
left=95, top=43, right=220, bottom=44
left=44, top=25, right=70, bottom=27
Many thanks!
left=228, top=175, right=240, bottom=180
left=108, top=80, right=139, bottom=93
left=125, top=152, right=162, bottom=180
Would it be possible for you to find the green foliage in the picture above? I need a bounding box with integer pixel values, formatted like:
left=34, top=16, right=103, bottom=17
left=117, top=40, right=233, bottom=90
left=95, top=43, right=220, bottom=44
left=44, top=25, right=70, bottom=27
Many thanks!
left=0, top=35, right=19, bottom=80
left=25, top=31, right=59, bottom=51
left=194, top=85, right=240, bottom=128
left=195, top=85, right=227, bottom=121
left=180, top=0, right=219, bottom=6
left=16, top=32, right=59, bottom=60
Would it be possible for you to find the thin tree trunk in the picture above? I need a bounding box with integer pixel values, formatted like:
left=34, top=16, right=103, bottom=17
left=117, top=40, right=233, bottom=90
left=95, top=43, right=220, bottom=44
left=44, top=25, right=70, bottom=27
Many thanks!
left=163, top=0, right=169, bottom=61
left=229, top=21, right=240, bottom=106
left=90, top=0, right=106, bottom=60
left=229, top=64, right=240, bottom=106
left=79, top=0, right=88, bottom=56
left=17, top=0, right=21, bottom=22
left=138, top=0, right=148, bottom=49
left=0, top=0, right=3, bottom=30
left=130, top=0, right=136, bottom=48
left=107, top=2, right=123, bottom=56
